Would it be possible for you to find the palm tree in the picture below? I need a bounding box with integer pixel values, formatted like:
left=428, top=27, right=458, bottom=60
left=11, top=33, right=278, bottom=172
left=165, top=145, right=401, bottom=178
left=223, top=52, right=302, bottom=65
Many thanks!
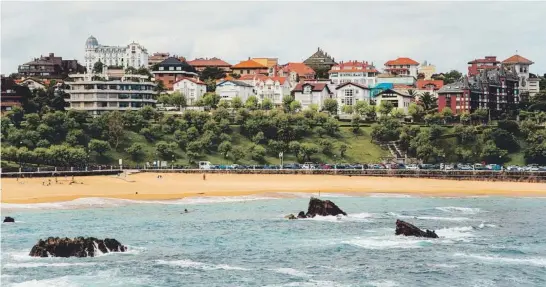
left=406, top=89, right=420, bottom=99
left=420, top=92, right=436, bottom=111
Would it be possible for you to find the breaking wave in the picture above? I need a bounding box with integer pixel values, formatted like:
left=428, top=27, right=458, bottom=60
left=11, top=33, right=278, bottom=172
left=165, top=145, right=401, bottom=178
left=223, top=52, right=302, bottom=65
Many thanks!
left=453, top=253, right=546, bottom=267
left=155, top=259, right=250, bottom=271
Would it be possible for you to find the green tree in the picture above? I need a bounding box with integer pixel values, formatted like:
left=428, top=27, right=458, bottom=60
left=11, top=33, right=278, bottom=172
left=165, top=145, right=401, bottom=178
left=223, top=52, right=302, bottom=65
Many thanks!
left=106, top=111, right=124, bottom=149
left=441, top=107, right=453, bottom=124
left=300, top=143, right=319, bottom=161
left=218, top=141, right=232, bottom=158
left=125, top=143, right=144, bottom=160
left=261, top=98, right=273, bottom=110
left=351, top=114, right=361, bottom=133
left=231, top=96, right=243, bottom=109
left=342, top=105, right=354, bottom=114
left=420, top=92, right=436, bottom=111
left=245, top=95, right=260, bottom=110
left=218, top=100, right=230, bottom=109
left=173, top=130, right=189, bottom=150
left=89, top=139, right=110, bottom=156
left=460, top=112, right=471, bottom=125
left=290, top=100, right=302, bottom=112
left=378, top=101, right=394, bottom=116
left=201, top=92, right=221, bottom=108
left=322, top=99, right=338, bottom=115
left=282, top=95, right=294, bottom=112
left=231, top=146, right=245, bottom=162
left=390, top=108, right=405, bottom=120
left=154, top=80, right=166, bottom=94
left=250, top=144, right=266, bottom=162
left=480, top=140, right=508, bottom=164
left=155, top=141, right=177, bottom=159
left=443, top=70, right=463, bottom=85
left=288, top=141, right=301, bottom=155
left=318, top=139, right=333, bottom=155
left=252, top=131, right=265, bottom=144
left=170, top=92, right=187, bottom=111
left=92, top=61, right=104, bottom=74
left=408, top=103, right=425, bottom=122
left=200, top=67, right=226, bottom=81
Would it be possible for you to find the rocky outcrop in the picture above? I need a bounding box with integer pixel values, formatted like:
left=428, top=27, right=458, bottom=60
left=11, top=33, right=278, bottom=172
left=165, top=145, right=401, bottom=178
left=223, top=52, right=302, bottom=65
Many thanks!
left=29, top=237, right=127, bottom=257
left=3, top=216, right=15, bottom=223
left=306, top=197, right=347, bottom=218
left=297, top=211, right=307, bottom=218
left=285, top=214, right=297, bottom=220
left=395, top=220, right=438, bottom=238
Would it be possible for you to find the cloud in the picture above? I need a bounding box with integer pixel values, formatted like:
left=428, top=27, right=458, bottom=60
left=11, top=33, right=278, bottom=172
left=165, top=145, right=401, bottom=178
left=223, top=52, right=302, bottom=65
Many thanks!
left=1, top=1, right=545, bottom=75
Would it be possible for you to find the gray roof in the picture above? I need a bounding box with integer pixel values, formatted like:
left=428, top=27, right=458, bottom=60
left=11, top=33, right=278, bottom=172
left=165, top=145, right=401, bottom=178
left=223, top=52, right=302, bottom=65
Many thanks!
left=218, top=80, right=254, bottom=87
left=438, top=81, right=467, bottom=93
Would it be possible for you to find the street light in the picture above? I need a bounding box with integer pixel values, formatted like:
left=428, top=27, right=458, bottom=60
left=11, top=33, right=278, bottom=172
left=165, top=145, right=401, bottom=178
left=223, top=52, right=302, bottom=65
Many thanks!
left=171, top=154, right=175, bottom=170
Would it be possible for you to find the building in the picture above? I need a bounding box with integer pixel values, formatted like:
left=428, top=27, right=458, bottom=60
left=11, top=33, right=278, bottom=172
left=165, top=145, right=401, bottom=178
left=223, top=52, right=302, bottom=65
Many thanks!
left=172, top=77, right=207, bottom=106
left=1, top=77, right=25, bottom=112
left=66, top=73, right=156, bottom=115
left=238, top=75, right=290, bottom=105
left=84, top=35, right=149, bottom=72
left=151, top=57, right=198, bottom=90
left=336, top=82, right=372, bottom=114
left=187, top=57, right=232, bottom=72
left=438, top=65, right=520, bottom=116
left=230, top=59, right=269, bottom=76
left=303, top=47, right=337, bottom=77
left=418, top=61, right=436, bottom=80
left=415, top=79, right=444, bottom=98
left=384, top=57, right=419, bottom=78
left=148, top=52, right=171, bottom=67
left=375, top=89, right=414, bottom=115
left=328, top=60, right=378, bottom=86
left=215, top=80, right=255, bottom=102
left=292, top=82, right=333, bottom=110
left=275, top=62, right=316, bottom=81
left=502, top=54, right=539, bottom=97
left=376, top=73, right=416, bottom=86
left=19, top=78, right=46, bottom=91
left=18, top=53, right=85, bottom=79
left=467, top=56, right=500, bottom=76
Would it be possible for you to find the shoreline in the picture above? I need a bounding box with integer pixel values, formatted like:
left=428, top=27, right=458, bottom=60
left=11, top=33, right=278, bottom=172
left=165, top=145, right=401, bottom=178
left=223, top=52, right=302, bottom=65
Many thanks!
left=2, top=173, right=546, bottom=204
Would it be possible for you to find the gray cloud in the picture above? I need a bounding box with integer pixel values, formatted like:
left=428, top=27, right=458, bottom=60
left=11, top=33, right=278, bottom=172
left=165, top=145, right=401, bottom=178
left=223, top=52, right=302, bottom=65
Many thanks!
left=2, top=1, right=545, bottom=75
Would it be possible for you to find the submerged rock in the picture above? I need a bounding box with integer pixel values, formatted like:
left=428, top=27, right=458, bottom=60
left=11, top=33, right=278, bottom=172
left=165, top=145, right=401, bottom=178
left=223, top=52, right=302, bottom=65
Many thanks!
left=29, top=237, right=127, bottom=257
left=285, top=214, right=297, bottom=220
left=297, top=211, right=307, bottom=218
left=3, top=216, right=15, bottom=223
left=306, top=197, right=347, bottom=218
left=395, top=220, right=438, bottom=238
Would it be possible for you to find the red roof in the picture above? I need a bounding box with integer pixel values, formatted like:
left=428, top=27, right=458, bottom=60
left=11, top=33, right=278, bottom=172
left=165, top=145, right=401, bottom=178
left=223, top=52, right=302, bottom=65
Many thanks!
left=282, top=62, right=315, bottom=76
left=173, top=77, right=206, bottom=86
left=416, top=79, right=444, bottom=90
left=329, top=60, right=378, bottom=73
left=468, top=56, right=499, bottom=64
left=502, top=54, right=534, bottom=65
left=187, top=57, right=231, bottom=67
left=239, top=74, right=287, bottom=85
left=232, top=59, right=267, bottom=69
left=385, top=57, right=419, bottom=66
left=293, top=82, right=330, bottom=92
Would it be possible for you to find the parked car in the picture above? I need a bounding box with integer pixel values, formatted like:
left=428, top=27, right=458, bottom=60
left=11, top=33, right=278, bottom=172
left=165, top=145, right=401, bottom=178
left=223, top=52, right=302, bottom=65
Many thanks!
left=406, top=164, right=419, bottom=170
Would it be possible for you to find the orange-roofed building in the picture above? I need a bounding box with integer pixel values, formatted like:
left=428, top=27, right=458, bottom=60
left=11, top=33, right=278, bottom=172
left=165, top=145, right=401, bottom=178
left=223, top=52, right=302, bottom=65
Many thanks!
left=329, top=60, right=379, bottom=87
left=231, top=59, right=269, bottom=76
left=502, top=54, right=539, bottom=97
left=384, top=57, right=420, bottom=78
left=187, top=57, right=232, bottom=72
left=275, top=62, right=316, bottom=81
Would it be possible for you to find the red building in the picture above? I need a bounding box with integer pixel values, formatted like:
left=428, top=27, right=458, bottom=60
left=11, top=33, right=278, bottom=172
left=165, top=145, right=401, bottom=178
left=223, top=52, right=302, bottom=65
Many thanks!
left=467, top=56, right=500, bottom=76
left=151, top=57, right=198, bottom=90
left=187, top=57, right=231, bottom=72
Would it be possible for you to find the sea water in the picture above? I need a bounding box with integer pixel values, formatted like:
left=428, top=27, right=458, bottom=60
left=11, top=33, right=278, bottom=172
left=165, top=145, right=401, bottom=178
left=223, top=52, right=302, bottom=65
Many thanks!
left=1, top=194, right=546, bottom=286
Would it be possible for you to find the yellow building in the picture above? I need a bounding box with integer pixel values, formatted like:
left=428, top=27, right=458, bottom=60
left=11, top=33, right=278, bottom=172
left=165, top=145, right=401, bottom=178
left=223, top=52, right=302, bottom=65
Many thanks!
left=251, top=58, right=278, bottom=68
left=418, top=61, right=436, bottom=80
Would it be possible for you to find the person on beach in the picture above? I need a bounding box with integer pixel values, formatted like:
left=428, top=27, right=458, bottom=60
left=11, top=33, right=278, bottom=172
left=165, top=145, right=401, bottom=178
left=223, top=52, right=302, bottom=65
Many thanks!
left=203, top=174, right=206, bottom=181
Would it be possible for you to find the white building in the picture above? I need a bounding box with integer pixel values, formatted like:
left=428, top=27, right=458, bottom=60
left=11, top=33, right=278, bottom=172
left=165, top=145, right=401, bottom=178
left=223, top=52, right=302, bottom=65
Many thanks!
left=384, top=57, right=419, bottom=78
left=84, top=35, right=149, bottom=73
left=328, top=61, right=378, bottom=87
left=293, top=83, right=333, bottom=110
left=238, top=75, right=291, bottom=105
left=502, top=54, right=539, bottom=97
left=215, top=80, right=255, bottom=102
left=375, top=89, right=413, bottom=115
left=172, top=77, right=207, bottom=106
left=20, top=78, right=46, bottom=91
left=335, top=82, right=372, bottom=114
left=66, top=73, right=156, bottom=116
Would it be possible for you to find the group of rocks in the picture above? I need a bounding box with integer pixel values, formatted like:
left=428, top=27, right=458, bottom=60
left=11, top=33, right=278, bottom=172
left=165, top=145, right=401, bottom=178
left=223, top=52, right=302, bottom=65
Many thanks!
left=285, top=197, right=438, bottom=239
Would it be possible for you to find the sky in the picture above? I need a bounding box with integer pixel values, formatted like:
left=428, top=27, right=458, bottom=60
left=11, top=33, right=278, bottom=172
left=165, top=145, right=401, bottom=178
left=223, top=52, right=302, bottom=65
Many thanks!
left=2, top=1, right=546, bottom=75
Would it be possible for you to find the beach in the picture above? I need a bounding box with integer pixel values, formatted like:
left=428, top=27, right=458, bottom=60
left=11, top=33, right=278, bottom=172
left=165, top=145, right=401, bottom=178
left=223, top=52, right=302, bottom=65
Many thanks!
left=2, top=173, right=546, bottom=204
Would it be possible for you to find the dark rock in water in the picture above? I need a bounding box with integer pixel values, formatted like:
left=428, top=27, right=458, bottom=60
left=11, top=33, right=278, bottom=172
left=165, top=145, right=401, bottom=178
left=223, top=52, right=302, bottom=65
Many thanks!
left=297, top=211, right=307, bottom=218
left=395, top=220, right=438, bottom=238
left=306, top=197, right=347, bottom=218
left=3, top=216, right=15, bottom=223
left=285, top=214, right=297, bottom=220
left=29, top=237, right=127, bottom=257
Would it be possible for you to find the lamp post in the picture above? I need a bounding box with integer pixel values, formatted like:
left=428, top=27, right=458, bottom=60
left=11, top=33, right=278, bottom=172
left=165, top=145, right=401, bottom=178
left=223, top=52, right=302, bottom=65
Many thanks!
left=171, top=154, right=175, bottom=170
left=19, top=141, right=23, bottom=173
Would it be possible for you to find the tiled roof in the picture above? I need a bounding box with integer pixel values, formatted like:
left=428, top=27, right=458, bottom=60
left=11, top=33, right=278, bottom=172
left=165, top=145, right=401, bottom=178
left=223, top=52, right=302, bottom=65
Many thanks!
left=217, top=80, right=254, bottom=87
left=468, top=56, right=499, bottom=64
left=416, top=79, right=444, bottom=90
left=502, top=54, right=534, bottom=65
left=173, top=77, right=206, bottom=86
left=231, top=59, right=267, bottom=69
left=239, top=74, right=287, bottom=85
left=187, top=57, right=232, bottom=67
left=293, top=82, right=330, bottom=92
left=282, top=62, right=315, bottom=76
left=385, top=57, right=419, bottom=66
left=336, top=82, right=370, bottom=90
left=329, top=60, right=378, bottom=73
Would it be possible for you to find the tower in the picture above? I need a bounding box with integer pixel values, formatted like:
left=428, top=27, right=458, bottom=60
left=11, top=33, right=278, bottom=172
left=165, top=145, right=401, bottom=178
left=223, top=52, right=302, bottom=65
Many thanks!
left=85, top=36, right=99, bottom=73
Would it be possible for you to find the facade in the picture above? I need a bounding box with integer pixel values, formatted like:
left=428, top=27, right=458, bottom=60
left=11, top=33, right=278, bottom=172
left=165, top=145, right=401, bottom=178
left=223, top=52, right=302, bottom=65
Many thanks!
left=187, top=57, right=232, bottom=72
left=437, top=81, right=470, bottom=115
left=151, top=57, right=198, bottom=90
left=18, top=53, right=85, bottom=79
left=384, top=57, right=419, bottom=78
left=467, top=56, right=500, bottom=76
left=418, top=61, right=436, bottom=80
left=502, top=54, right=539, bottom=97
left=172, top=77, right=207, bottom=106
left=292, top=82, right=333, bottom=110
left=275, top=62, right=316, bottom=80
left=375, top=89, right=413, bottom=115
left=241, top=75, right=290, bottom=105
left=328, top=60, right=378, bottom=86
left=148, top=52, right=171, bottom=67
left=1, top=77, right=24, bottom=112
left=230, top=59, right=269, bottom=76
left=415, top=79, right=444, bottom=98
left=215, top=80, right=255, bottom=102
left=303, top=47, right=337, bottom=76
left=19, top=78, right=46, bottom=91
left=376, top=74, right=416, bottom=86
left=66, top=73, right=156, bottom=115
left=84, top=35, right=149, bottom=72
left=336, top=82, right=372, bottom=114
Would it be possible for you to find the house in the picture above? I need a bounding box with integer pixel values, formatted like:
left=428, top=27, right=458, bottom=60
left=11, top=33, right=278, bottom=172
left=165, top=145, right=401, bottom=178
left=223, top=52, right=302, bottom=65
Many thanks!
left=215, top=80, right=255, bottom=102
left=187, top=57, right=232, bottom=72
left=336, top=82, right=372, bottom=114
left=502, top=54, right=539, bottom=97
left=415, top=79, right=444, bottom=99
left=384, top=57, right=419, bottom=78
left=84, top=36, right=148, bottom=71
left=172, top=77, right=207, bottom=106
left=418, top=61, right=436, bottom=80
left=1, top=76, right=25, bottom=112
left=148, top=52, right=171, bottom=67
left=151, top=57, right=198, bottom=90
left=468, top=56, right=500, bottom=76
left=18, top=53, right=85, bottom=79
left=251, top=57, right=278, bottom=75
left=303, top=47, right=337, bottom=77
left=243, top=75, right=290, bottom=105
left=375, top=89, right=414, bottom=115
left=276, top=62, right=315, bottom=80
left=230, top=59, right=269, bottom=76
left=19, top=78, right=46, bottom=91
left=329, top=60, right=378, bottom=86
left=292, top=82, right=333, bottom=110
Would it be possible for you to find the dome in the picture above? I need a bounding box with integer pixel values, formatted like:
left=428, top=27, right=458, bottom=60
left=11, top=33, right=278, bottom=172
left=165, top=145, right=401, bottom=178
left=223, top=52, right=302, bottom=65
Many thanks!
left=86, top=35, right=99, bottom=47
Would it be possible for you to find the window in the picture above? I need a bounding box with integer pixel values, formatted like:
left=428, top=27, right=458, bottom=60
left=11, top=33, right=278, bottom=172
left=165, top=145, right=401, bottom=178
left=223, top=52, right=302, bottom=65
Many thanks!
left=176, top=67, right=181, bottom=71
left=159, top=67, right=164, bottom=71
left=169, top=67, right=174, bottom=71
left=344, top=89, right=354, bottom=106
left=304, top=86, right=312, bottom=94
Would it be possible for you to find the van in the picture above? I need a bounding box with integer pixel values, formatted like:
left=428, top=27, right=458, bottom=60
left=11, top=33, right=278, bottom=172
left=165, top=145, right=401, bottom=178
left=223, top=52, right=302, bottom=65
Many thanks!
left=198, top=161, right=212, bottom=170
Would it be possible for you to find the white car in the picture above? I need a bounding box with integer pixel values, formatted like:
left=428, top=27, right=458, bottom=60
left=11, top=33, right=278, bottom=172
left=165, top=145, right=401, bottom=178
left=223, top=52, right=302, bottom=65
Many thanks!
left=406, top=164, right=419, bottom=170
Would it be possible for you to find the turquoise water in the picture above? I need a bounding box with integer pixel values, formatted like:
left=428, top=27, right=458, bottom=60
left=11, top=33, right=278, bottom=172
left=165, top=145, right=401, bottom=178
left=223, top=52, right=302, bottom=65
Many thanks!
left=1, top=193, right=546, bottom=286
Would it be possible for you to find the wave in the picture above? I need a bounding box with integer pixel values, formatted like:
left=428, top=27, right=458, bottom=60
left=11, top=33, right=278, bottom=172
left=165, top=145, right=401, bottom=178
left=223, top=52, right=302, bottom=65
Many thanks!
left=1, top=195, right=277, bottom=210
left=9, top=277, right=77, bottom=287
left=155, top=259, right=250, bottom=271
left=366, top=280, right=399, bottom=287
left=299, top=213, right=374, bottom=222
left=435, top=206, right=483, bottom=214
left=343, top=236, right=431, bottom=250
left=272, top=267, right=310, bottom=277
left=3, top=262, right=97, bottom=269
left=263, top=280, right=349, bottom=287
left=387, top=212, right=471, bottom=222
left=454, top=253, right=546, bottom=267
left=278, top=192, right=356, bottom=198
left=368, top=193, right=413, bottom=198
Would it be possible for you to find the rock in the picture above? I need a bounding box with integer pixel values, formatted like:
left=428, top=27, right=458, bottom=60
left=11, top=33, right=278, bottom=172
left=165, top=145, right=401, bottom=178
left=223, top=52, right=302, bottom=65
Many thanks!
left=297, top=211, right=307, bottom=218
left=395, top=220, right=438, bottom=238
left=3, top=216, right=15, bottom=223
left=285, top=214, right=297, bottom=220
left=29, top=237, right=127, bottom=257
left=306, top=197, right=347, bottom=218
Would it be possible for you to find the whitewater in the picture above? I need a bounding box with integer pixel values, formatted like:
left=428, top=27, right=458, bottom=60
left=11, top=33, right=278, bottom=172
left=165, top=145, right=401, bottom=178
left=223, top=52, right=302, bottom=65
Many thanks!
left=2, top=195, right=546, bottom=286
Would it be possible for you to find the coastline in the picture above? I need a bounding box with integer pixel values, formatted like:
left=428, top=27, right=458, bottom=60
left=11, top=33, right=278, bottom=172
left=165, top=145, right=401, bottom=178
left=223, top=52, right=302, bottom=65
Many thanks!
left=2, top=173, right=546, bottom=204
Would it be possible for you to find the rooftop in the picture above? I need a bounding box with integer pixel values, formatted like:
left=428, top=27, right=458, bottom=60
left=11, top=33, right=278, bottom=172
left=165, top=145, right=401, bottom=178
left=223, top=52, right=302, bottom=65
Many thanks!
left=231, top=59, right=267, bottom=69
left=385, top=57, right=419, bottom=66
left=502, top=54, right=534, bottom=65
left=187, top=57, right=232, bottom=67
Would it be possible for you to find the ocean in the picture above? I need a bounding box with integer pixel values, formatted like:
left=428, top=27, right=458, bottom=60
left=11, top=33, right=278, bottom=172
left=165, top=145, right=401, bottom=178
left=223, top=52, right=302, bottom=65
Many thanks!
left=1, top=193, right=546, bottom=287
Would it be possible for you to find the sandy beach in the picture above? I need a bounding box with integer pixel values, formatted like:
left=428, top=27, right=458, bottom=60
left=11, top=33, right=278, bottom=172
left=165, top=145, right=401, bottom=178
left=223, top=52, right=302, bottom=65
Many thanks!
left=2, top=173, right=546, bottom=204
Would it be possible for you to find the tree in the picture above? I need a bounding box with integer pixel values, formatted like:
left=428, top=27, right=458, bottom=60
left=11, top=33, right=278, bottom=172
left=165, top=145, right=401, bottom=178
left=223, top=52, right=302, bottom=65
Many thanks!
left=390, top=108, right=405, bottom=120
left=460, top=112, right=471, bottom=125
left=154, top=80, right=166, bottom=94
left=354, top=101, right=369, bottom=116
left=171, top=92, right=187, bottom=111
left=300, top=143, right=318, bottom=161
left=407, top=89, right=420, bottom=99
left=106, top=111, right=124, bottom=149
left=231, top=146, right=245, bottom=162
left=282, top=95, right=294, bottom=112
left=443, top=70, right=463, bottom=85
left=250, top=144, right=266, bottom=162
left=201, top=67, right=226, bottom=81
left=125, top=143, right=144, bottom=160
left=408, top=103, right=425, bottom=122
left=155, top=141, right=177, bottom=159
left=261, top=98, right=273, bottom=110
left=218, top=100, right=230, bottom=109
left=252, top=131, right=265, bottom=144
left=290, top=100, right=302, bottom=112
left=471, top=109, right=489, bottom=124
left=231, top=96, right=243, bottom=109
left=420, top=92, right=436, bottom=111
left=92, top=61, right=104, bottom=74
left=288, top=141, right=301, bottom=155
left=158, top=94, right=171, bottom=106
left=318, top=139, right=333, bottom=155
left=89, top=139, right=110, bottom=156
left=322, top=99, right=338, bottom=115
left=339, top=143, right=348, bottom=158
left=480, top=140, right=508, bottom=164
left=351, top=114, right=361, bottom=133
left=245, top=95, right=260, bottom=110
left=218, top=141, right=232, bottom=158
left=342, top=105, right=354, bottom=114
left=440, top=107, right=453, bottom=124
left=201, top=92, right=221, bottom=108
left=371, top=118, right=402, bottom=142
left=378, top=101, right=394, bottom=116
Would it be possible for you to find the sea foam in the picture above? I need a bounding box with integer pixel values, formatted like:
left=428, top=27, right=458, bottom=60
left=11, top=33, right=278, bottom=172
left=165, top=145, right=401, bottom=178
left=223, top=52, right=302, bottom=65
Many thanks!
left=155, top=259, right=250, bottom=271
left=3, top=262, right=97, bottom=269
left=435, top=206, right=482, bottom=214
left=454, top=253, right=546, bottom=267
left=272, top=267, right=311, bottom=277
left=387, top=212, right=471, bottom=222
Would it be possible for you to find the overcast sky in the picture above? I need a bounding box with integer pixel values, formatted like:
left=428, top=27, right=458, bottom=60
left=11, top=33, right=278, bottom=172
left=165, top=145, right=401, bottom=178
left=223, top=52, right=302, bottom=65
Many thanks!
left=2, top=1, right=545, bottom=75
